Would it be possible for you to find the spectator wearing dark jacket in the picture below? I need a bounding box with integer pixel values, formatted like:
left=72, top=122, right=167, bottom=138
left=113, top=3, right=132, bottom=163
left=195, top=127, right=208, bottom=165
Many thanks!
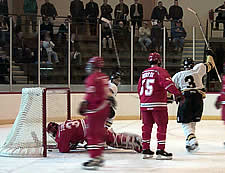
left=151, top=1, right=169, bottom=24
left=215, top=1, right=225, bottom=37
left=85, top=0, right=99, bottom=35
left=169, top=0, right=183, bottom=30
left=24, top=0, right=38, bottom=32
left=40, top=16, right=53, bottom=39
left=114, top=0, right=129, bottom=25
left=0, top=0, right=9, bottom=29
left=70, top=0, right=85, bottom=34
left=57, top=19, right=69, bottom=45
left=171, top=21, right=186, bottom=52
left=130, top=0, right=143, bottom=29
left=100, top=0, right=113, bottom=20
left=41, top=0, right=57, bottom=22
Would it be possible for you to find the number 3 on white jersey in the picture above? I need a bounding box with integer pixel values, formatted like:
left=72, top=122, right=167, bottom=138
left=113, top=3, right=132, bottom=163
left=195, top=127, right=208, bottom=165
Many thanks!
left=140, top=79, right=155, bottom=96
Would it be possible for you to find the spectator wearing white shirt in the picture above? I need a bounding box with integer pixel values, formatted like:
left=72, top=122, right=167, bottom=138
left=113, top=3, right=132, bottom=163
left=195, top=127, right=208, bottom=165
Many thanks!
left=138, top=21, right=151, bottom=52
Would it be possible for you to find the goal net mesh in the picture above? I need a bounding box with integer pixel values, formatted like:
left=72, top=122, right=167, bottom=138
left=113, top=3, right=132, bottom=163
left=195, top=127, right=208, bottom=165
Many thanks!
left=0, top=87, right=70, bottom=157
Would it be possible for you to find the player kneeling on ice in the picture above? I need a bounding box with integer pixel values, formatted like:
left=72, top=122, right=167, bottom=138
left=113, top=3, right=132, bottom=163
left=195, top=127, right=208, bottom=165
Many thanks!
left=172, top=50, right=216, bottom=153
left=215, top=63, right=225, bottom=147
left=47, top=120, right=142, bottom=153
left=138, top=52, right=183, bottom=160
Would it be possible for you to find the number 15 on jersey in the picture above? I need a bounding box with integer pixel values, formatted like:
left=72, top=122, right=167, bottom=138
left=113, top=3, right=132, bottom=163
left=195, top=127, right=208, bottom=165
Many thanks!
left=140, top=79, right=155, bottom=96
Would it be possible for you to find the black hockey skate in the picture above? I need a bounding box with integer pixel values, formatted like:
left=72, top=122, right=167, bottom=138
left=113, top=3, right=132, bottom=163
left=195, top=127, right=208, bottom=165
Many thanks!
left=142, top=149, right=154, bottom=159
left=186, top=143, right=199, bottom=153
left=156, top=149, right=173, bottom=160
left=82, top=156, right=104, bottom=170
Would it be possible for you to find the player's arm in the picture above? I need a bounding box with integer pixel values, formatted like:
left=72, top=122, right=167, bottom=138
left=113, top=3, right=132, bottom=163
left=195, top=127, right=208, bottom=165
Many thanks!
left=137, top=76, right=142, bottom=97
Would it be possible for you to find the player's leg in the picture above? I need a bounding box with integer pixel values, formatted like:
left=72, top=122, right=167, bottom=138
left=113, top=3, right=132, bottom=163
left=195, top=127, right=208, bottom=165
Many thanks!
left=105, top=129, right=142, bottom=153
left=179, top=93, right=199, bottom=152
left=83, top=106, right=109, bottom=170
left=153, top=110, right=172, bottom=160
left=141, top=110, right=155, bottom=159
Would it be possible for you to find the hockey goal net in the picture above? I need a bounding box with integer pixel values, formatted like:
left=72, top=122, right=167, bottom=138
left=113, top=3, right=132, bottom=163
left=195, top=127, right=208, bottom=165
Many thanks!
left=0, top=87, right=71, bottom=157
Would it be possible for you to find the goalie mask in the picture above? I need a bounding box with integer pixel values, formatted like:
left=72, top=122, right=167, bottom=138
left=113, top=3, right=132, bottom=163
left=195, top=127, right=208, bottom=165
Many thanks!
left=110, top=72, right=121, bottom=86
left=148, top=52, right=162, bottom=66
left=47, top=122, right=59, bottom=138
left=85, top=56, right=104, bottom=74
left=183, top=58, right=194, bottom=70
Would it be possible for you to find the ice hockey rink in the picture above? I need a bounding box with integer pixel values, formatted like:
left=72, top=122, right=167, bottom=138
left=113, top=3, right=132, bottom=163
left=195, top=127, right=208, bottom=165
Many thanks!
left=0, top=120, right=224, bottom=173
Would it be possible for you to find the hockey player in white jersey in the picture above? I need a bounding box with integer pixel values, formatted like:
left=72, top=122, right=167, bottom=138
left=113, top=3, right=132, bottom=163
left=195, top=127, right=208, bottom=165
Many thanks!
left=172, top=52, right=215, bottom=152
left=105, top=72, right=121, bottom=128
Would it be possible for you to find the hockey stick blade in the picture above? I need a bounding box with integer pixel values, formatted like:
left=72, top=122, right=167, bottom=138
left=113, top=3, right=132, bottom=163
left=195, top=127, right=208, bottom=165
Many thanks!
left=187, top=8, right=197, bottom=15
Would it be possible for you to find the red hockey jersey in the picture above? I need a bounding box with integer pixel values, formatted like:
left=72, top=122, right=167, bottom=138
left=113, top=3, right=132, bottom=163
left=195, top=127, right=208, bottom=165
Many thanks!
left=84, top=71, right=109, bottom=111
left=217, top=75, right=225, bottom=103
left=55, top=119, right=87, bottom=153
left=138, top=66, right=181, bottom=111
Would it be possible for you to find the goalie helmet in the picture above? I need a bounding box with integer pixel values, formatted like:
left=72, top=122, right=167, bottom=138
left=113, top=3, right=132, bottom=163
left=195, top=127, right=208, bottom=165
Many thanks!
left=47, top=122, right=59, bottom=138
left=183, top=58, right=194, bottom=69
left=148, top=52, right=162, bottom=66
left=85, top=56, right=104, bottom=74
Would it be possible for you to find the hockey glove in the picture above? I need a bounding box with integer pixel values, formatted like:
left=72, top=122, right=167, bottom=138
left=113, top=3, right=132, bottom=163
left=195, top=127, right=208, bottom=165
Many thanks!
left=167, top=92, right=174, bottom=104
left=175, top=94, right=184, bottom=104
left=79, top=101, right=88, bottom=115
left=107, top=96, right=117, bottom=109
left=215, top=100, right=221, bottom=109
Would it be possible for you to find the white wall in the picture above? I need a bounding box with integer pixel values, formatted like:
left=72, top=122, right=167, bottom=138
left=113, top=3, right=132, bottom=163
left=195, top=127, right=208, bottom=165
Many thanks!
left=0, top=93, right=221, bottom=124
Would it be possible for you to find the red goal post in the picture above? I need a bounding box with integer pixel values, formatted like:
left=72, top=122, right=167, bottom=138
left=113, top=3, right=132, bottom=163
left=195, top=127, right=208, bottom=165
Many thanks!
left=0, top=87, right=71, bottom=157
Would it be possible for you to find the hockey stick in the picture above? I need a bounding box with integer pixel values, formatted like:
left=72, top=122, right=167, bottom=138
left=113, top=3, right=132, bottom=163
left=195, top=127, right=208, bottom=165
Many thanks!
left=187, top=8, right=222, bottom=83
left=101, top=17, right=121, bottom=70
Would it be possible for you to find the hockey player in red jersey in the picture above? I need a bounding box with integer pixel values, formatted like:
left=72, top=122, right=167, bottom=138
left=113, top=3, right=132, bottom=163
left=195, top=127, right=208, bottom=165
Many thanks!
left=78, top=56, right=116, bottom=170
left=215, top=63, right=225, bottom=147
left=138, top=52, right=182, bottom=160
left=47, top=120, right=142, bottom=153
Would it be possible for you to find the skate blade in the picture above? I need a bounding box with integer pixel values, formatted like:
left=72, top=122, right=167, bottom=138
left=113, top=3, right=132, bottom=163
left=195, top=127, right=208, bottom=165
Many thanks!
left=82, top=165, right=99, bottom=170
left=189, top=147, right=200, bottom=153
left=143, top=154, right=154, bottom=159
left=156, top=155, right=172, bottom=160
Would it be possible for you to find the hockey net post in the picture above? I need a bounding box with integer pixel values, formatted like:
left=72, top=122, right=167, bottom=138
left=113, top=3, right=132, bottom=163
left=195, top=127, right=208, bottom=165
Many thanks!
left=0, top=87, right=71, bottom=157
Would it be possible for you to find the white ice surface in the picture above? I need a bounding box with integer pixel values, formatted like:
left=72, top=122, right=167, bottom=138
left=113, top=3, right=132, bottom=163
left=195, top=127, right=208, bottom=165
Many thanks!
left=0, top=120, right=225, bottom=173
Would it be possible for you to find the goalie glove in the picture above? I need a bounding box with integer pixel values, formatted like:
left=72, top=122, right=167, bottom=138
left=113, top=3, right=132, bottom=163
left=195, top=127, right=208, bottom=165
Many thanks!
left=78, top=101, right=88, bottom=115
left=107, top=96, right=117, bottom=109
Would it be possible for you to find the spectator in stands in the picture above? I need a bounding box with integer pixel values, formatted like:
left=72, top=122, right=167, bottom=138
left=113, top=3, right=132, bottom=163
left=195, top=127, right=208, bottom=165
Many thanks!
left=13, top=25, right=33, bottom=63
left=100, top=0, right=113, bottom=20
left=24, top=0, right=38, bottom=32
left=169, top=0, right=183, bottom=30
left=102, top=22, right=112, bottom=51
left=57, top=18, right=69, bottom=45
left=0, top=0, right=9, bottom=34
left=69, top=33, right=81, bottom=64
left=85, top=0, right=99, bottom=36
left=41, top=0, right=57, bottom=23
left=130, top=0, right=143, bottom=30
left=138, top=21, right=151, bottom=52
left=70, top=0, right=85, bottom=34
left=42, top=33, right=59, bottom=64
left=215, top=1, right=225, bottom=37
left=151, top=20, right=163, bottom=52
left=40, top=16, right=53, bottom=39
left=171, top=21, right=186, bottom=52
left=114, top=20, right=130, bottom=50
left=114, top=0, right=129, bottom=25
left=0, top=56, right=9, bottom=84
left=0, top=15, right=9, bottom=48
left=151, top=1, right=169, bottom=25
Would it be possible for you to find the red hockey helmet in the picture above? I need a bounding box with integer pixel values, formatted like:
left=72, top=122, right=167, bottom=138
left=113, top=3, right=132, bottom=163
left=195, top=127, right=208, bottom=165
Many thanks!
left=148, top=52, right=162, bottom=65
left=85, top=56, right=104, bottom=74
left=47, top=122, right=59, bottom=138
